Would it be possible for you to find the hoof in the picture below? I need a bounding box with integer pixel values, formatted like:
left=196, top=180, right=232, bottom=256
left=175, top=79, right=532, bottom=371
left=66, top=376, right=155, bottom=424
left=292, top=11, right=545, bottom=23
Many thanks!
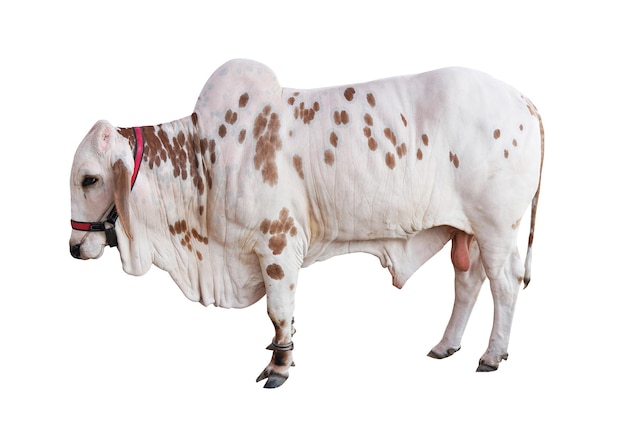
left=427, top=346, right=460, bottom=359
left=476, top=360, right=499, bottom=372
left=256, top=371, right=289, bottom=388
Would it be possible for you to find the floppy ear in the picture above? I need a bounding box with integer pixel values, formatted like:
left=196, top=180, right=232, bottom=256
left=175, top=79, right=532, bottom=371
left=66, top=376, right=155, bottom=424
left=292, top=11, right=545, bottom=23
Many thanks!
left=112, top=159, right=134, bottom=240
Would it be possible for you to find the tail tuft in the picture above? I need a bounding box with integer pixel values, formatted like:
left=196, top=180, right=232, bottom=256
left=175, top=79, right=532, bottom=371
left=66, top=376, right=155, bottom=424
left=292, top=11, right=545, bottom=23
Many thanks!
left=523, top=247, right=532, bottom=288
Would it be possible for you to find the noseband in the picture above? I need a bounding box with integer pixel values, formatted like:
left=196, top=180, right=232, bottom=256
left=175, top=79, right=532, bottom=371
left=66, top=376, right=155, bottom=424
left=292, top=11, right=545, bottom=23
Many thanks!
left=70, top=127, right=144, bottom=248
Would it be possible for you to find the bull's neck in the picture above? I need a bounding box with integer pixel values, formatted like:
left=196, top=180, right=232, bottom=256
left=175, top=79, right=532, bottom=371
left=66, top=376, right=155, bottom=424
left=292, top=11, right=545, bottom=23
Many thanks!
left=120, top=113, right=213, bottom=244
left=138, top=114, right=208, bottom=196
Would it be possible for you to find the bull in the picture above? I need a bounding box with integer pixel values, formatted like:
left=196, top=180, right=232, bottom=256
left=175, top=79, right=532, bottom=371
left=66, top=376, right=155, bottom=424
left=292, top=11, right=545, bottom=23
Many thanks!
left=69, top=59, right=544, bottom=387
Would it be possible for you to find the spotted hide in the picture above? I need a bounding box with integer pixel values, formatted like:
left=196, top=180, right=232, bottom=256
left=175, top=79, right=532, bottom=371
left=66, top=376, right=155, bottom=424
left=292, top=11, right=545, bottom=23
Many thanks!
left=69, top=59, right=544, bottom=387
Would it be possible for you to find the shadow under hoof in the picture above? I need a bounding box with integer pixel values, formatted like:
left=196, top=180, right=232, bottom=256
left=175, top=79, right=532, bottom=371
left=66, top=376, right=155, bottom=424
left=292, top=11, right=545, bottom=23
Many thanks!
left=427, top=346, right=460, bottom=359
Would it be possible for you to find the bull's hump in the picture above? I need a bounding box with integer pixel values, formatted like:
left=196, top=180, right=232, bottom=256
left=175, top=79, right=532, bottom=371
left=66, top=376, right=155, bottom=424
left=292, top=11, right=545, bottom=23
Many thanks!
left=194, top=59, right=281, bottom=116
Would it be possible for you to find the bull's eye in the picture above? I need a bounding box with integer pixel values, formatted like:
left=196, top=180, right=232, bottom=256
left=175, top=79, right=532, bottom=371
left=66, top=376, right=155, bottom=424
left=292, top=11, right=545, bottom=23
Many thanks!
left=82, top=176, right=98, bottom=187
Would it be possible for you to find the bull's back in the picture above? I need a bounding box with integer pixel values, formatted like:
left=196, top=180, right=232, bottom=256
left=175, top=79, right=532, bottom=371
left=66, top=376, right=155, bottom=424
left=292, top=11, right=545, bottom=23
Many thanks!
left=281, top=68, right=542, bottom=242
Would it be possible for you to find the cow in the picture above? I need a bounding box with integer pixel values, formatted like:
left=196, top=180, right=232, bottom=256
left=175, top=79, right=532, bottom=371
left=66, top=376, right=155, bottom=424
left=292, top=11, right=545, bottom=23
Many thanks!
left=69, top=59, right=544, bottom=388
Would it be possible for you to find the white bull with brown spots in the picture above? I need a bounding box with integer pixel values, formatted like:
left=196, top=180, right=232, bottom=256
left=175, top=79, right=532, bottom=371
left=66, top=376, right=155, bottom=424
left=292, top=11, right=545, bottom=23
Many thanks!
left=69, top=59, right=544, bottom=388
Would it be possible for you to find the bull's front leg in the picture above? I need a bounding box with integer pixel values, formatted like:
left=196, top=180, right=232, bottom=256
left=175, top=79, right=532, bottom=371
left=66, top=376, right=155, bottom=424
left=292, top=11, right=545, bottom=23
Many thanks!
left=254, top=211, right=303, bottom=388
left=255, top=258, right=299, bottom=388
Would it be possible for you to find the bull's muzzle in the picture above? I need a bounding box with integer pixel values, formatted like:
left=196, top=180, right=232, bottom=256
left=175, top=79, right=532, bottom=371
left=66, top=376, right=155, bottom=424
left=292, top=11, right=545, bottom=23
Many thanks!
left=70, top=244, right=82, bottom=259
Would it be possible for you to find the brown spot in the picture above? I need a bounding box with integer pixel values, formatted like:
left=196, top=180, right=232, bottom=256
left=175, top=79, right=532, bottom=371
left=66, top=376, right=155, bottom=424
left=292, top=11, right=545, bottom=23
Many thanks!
left=504, top=149, right=509, bottom=158
left=417, top=148, right=423, bottom=160
left=289, top=283, right=295, bottom=291
left=421, top=134, right=429, bottom=146
left=396, top=143, right=407, bottom=158
left=344, top=87, right=356, bottom=101
left=333, top=111, right=341, bottom=125
left=260, top=219, right=271, bottom=234
left=239, top=93, right=250, bottom=108
left=363, top=127, right=372, bottom=137
left=368, top=137, right=378, bottom=151
left=449, top=151, right=460, bottom=168
left=266, top=264, right=285, bottom=280
left=364, top=113, right=373, bottom=126
left=385, top=152, right=396, bottom=169
left=225, top=109, right=238, bottom=125
left=324, top=149, right=335, bottom=166
left=512, top=139, right=518, bottom=147
left=519, top=124, right=524, bottom=131
left=191, top=112, right=198, bottom=126
left=238, top=129, right=246, bottom=144
left=269, top=234, right=287, bottom=255
left=401, top=114, right=407, bottom=127
left=269, top=220, right=279, bottom=235
left=278, top=208, right=287, bottom=224
left=253, top=106, right=282, bottom=186
left=200, top=138, right=208, bottom=155
left=384, top=128, right=397, bottom=146
left=293, top=155, right=304, bottom=179
left=493, top=129, right=501, bottom=139
left=219, top=124, right=227, bottom=138
left=330, top=132, right=338, bottom=147
left=367, top=93, right=376, bottom=107
left=287, top=97, right=295, bottom=106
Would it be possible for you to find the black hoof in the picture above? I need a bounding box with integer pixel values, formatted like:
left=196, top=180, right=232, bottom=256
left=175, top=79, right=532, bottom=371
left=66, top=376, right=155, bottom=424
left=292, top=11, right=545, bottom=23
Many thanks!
left=256, top=369, right=289, bottom=388
left=427, top=346, right=460, bottom=359
left=263, top=373, right=288, bottom=389
left=476, top=360, right=499, bottom=372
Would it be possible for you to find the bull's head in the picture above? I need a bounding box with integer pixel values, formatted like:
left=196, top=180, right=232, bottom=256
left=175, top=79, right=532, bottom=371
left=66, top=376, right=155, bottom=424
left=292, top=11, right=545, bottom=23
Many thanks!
left=69, top=121, right=136, bottom=260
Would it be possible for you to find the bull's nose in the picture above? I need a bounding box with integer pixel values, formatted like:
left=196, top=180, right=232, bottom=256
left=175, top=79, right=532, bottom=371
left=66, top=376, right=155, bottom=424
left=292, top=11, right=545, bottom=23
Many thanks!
left=70, top=244, right=82, bottom=259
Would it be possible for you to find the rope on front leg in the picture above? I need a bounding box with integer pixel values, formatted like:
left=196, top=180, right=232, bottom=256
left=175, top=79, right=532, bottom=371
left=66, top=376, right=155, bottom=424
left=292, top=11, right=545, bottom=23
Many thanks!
left=266, top=317, right=296, bottom=351
left=266, top=341, right=294, bottom=351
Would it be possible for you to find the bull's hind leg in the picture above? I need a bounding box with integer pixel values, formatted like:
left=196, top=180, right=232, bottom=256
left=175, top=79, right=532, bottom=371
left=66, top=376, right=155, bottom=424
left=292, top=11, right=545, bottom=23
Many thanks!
left=475, top=241, right=525, bottom=372
left=428, top=237, right=486, bottom=359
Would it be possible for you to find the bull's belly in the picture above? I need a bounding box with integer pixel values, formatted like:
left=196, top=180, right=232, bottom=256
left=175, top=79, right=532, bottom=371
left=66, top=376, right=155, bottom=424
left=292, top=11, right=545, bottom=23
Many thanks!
left=302, top=225, right=455, bottom=289
left=302, top=218, right=456, bottom=266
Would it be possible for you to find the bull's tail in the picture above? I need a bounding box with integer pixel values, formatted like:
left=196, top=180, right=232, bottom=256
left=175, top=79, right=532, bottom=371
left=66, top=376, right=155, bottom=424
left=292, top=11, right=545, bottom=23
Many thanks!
left=523, top=111, right=545, bottom=288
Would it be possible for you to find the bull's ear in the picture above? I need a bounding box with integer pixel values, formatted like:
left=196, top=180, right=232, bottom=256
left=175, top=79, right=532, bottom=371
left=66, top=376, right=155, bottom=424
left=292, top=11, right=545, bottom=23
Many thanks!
left=93, top=120, right=114, bottom=153
left=112, top=159, right=133, bottom=241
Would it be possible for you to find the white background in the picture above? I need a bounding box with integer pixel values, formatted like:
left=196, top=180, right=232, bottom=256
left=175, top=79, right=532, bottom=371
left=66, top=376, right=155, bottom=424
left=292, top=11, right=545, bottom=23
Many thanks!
left=2, top=1, right=624, bottom=424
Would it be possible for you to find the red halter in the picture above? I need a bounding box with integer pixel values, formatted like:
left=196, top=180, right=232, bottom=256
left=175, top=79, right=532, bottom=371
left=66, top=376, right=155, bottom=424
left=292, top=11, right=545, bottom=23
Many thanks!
left=70, top=127, right=144, bottom=247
